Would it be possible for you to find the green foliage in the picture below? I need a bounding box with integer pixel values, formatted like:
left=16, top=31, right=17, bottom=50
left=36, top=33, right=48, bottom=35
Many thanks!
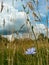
left=38, top=33, right=44, bottom=40
left=0, top=38, right=49, bottom=65
left=4, top=50, right=8, bottom=65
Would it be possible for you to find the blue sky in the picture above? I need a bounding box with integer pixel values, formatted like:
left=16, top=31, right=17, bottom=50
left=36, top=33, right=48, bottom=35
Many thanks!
left=13, top=0, right=49, bottom=28
left=0, top=0, right=49, bottom=22
left=0, top=0, right=49, bottom=37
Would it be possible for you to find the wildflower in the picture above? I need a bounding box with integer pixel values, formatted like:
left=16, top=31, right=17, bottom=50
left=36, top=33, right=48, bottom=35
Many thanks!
left=25, top=47, right=36, bottom=55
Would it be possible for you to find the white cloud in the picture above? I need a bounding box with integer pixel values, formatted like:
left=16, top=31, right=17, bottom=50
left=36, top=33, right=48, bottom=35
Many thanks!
left=0, top=2, right=27, bottom=33
left=33, top=23, right=46, bottom=37
left=0, top=1, right=49, bottom=39
left=34, top=23, right=46, bottom=32
left=33, top=23, right=49, bottom=38
left=36, top=24, right=46, bottom=29
left=2, top=34, right=15, bottom=42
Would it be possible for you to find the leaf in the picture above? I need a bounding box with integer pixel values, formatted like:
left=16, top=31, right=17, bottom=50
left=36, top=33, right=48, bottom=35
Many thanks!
left=32, top=26, right=33, bottom=31
left=34, top=19, right=41, bottom=22
left=22, top=5, right=26, bottom=10
left=1, top=2, right=4, bottom=12
left=26, top=9, right=29, bottom=14
left=27, top=18, right=29, bottom=21
left=27, top=2, right=34, bottom=10
left=33, top=12, right=39, bottom=18
left=19, top=24, right=25, bottom=31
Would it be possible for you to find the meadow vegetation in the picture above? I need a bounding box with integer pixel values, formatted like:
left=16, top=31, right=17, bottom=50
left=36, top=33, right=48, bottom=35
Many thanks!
left=0, top=35, right=49, bottom=65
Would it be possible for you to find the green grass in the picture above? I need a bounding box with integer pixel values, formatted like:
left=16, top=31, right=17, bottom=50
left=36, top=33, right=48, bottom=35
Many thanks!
left=0, top=38, right=49, bottom=65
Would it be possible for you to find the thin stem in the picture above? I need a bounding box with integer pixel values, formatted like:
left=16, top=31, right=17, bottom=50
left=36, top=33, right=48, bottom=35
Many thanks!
left=46, top=0, right=48, bottom=65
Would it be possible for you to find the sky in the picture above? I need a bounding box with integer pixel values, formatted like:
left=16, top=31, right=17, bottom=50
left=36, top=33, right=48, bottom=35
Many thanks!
left=0, top=0, right=49, bottom=38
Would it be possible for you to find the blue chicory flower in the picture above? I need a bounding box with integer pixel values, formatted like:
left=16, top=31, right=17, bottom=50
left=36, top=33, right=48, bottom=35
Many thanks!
left=25, top=47, right=36, bottom=55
